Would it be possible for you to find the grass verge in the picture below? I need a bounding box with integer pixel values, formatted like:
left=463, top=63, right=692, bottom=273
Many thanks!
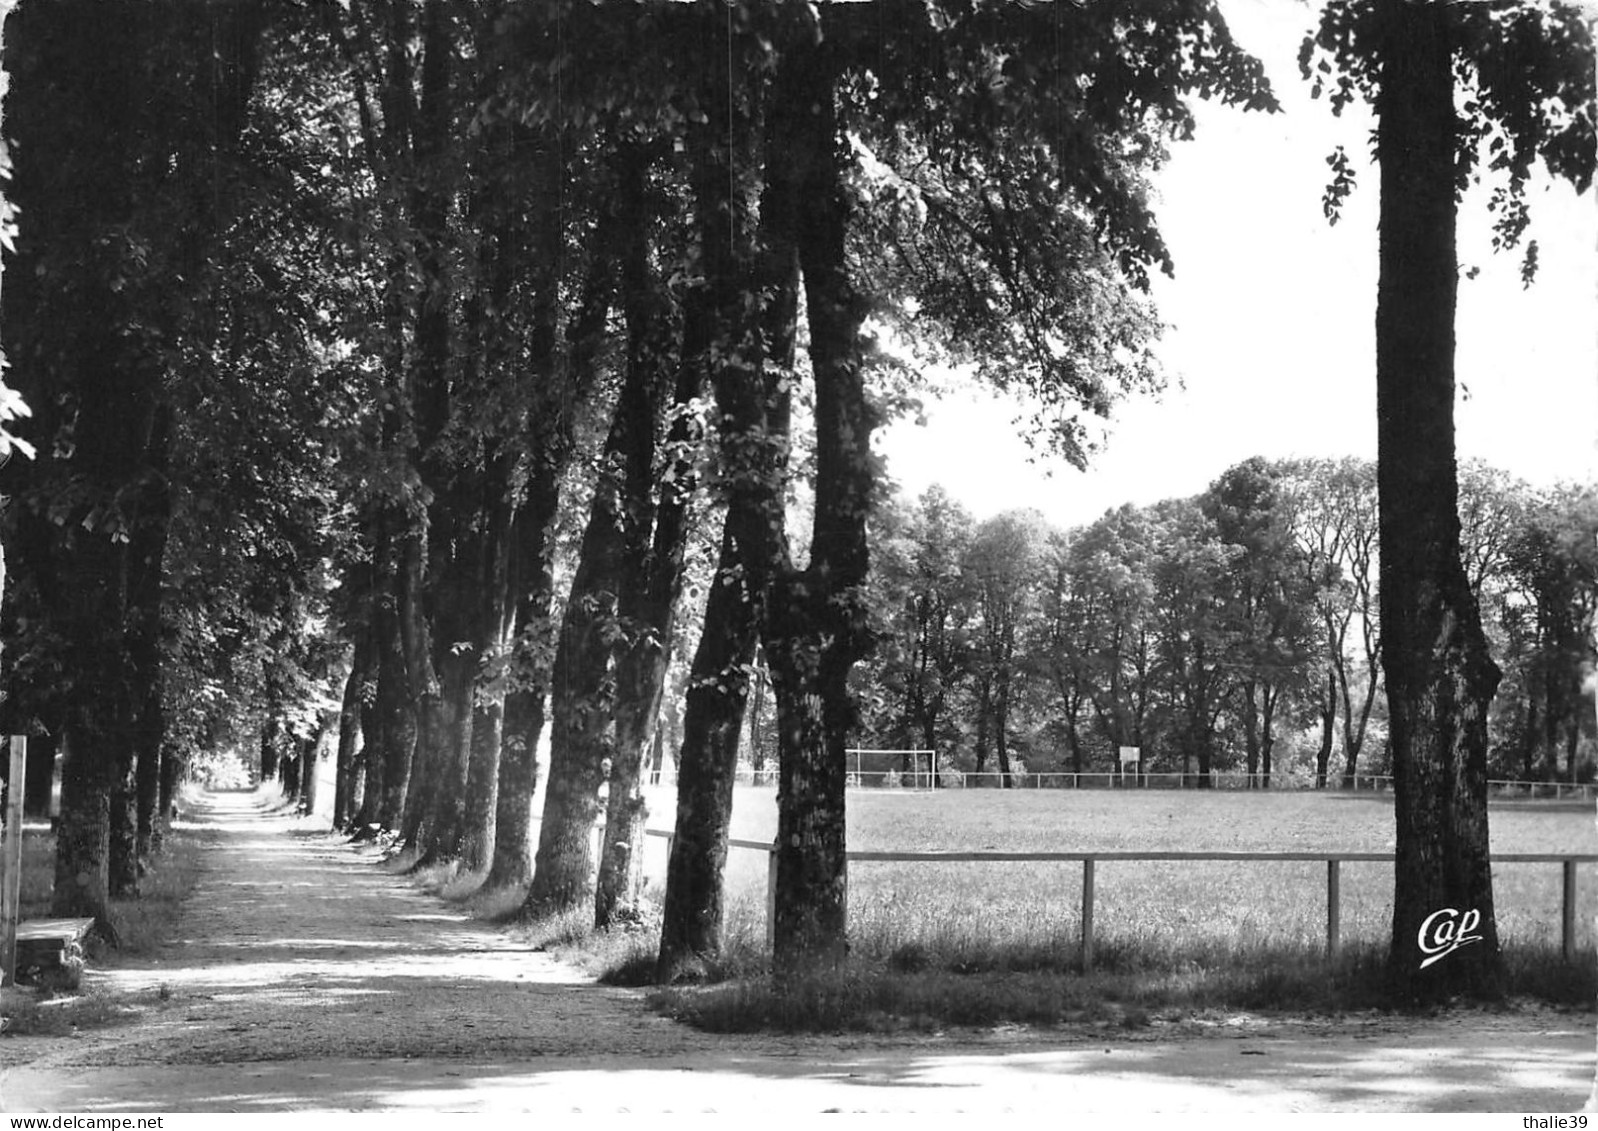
left=393, top=853, right=1596, bottom=1035
left=2, top=985, right=172, bottom=1038
left=394, top=854, right=672, bottom=984
left=642, top=937, right=1596, bottom=1034
left=105, top=834, right=208, bottom=957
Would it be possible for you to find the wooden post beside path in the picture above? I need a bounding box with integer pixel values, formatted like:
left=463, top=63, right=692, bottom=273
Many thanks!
left=766, top=842, right=779, bottom=954
left=1564, top=858, right=1579, bottom=962
left=1, top=735, right=26, bottom=987
left=1326, top=859, right=1342, bottom=961
left=1080, top=858, right=1095, bottom=971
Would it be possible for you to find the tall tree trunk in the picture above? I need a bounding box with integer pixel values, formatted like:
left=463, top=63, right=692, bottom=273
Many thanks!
left=994, top=685, right=1013, bottom=788
left=596, top=162, right=699, bottom=928
left=350, top=658, right=384, bottom=838
left=157, top=742, right=183, bottom=835
left=302, top=717, right=333, bottom=819
left=766, top=34, right=875, bottom=970
left=299, top=736, right=317, bottom=816
left=372, top=538, right=417, bottom=831
left=1375, top=0, right=1503, bottom=1002
left=749, top=660, right=769, bottom=777
left=451, top=66, right=533, bottom=871
left=674, top=11, right=838, bottom=968
left=485, top=461, right=559, bottom=891
left=259, top=720, right=280, bottom=783
left=486, top=203, right=611, bottom=892
left=1193, top=716, right=1214, bottom=789
left=653, top=27, right=785, bottom=957
left=526, top=133, right=683, bottom=922
left=280, top=745, right=302, bottom=807
left=1520, top=681, right=1539, bottom=781
left=521, top=455, right=625, bottom=916
left=1242, top=680, right=1261, bottom=787
left=4, top=0, right=132, bottom=934
left=134, top=727, right=161, bottom=865
left=592, top=169, right=668, bottom=926
left=109, top=753, right=140, bottom=897
left=657, top=522, right=759, bottom=981
left=1316, top=667, right=1336, bottom=789
left=53, top=719, right=119, bottom=937
left=333, top=636, right=370, bottom=831
left=522, top=577, right=612, bottom=918
left=1260, top=685, right=1276, bottom=789
left=407, top=562, right=478, bottom=865
left=127, top=411, right=167, bottom=883
left=405, top=0, right=479, bottom=869
left=348, top=0, right=443, bottom=855
left=462, top=693, right=503, bottom=873
left=974, top=681, right=992, bottom=775
left=460, top=468, right=515, bottom=874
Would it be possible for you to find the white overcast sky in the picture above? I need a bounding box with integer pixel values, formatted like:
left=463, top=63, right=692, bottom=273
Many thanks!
left=876, top=0, right=1598, bottom=530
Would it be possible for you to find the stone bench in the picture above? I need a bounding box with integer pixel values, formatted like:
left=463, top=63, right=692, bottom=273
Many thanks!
left=15, top=917, right=96, bottom=990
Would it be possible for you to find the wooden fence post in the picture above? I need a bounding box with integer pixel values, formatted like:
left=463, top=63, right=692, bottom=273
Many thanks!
left=1326, top=859, right=1341, bottom=961
left=2, top=736, right=26, bottom=987
left=766, top=842, right=779, bottom=955
left=1563, top=859, right=1578, bottom=961
left=1080, top=858, right=1095, bottom=971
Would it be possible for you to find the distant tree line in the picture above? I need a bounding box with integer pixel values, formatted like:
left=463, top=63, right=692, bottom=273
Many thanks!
left=848, top=459, right=1597, bottom=789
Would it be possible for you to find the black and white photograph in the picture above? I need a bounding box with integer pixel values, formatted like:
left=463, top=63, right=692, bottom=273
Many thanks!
left=0, top=0, right=1593, bottom=1116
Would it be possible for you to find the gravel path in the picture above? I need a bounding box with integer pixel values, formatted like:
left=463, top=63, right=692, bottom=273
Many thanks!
left=1, top=790, right=1593, bottom=1113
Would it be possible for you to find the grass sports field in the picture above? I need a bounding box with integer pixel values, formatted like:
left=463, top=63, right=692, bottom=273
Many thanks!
left=633, top=787, right=1598, bottom=968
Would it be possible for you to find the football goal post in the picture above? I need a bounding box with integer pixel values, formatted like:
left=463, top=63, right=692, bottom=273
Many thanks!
left=845, top=748, right=938, bottom=789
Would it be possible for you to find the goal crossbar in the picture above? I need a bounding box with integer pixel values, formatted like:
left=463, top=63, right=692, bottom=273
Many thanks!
left=845, top=747, right=938, bottom=788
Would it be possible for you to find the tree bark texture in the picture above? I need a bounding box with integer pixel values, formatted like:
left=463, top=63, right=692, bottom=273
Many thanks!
left=1374, top=0, right=1503, bottom=1001
left=157, top=741, right=183, bottom=838
left=486, top=459, right=561, bottom=891
left=125, top=408, right=168, bottom=886
left=133, top=727, right=162, bottom=866
left=486, top=210, right=612, bottom=892
left=460, top=468, right=516, bottom=873
left=350, top=662, right=384, bottom=838
left=596, top=154, right=700, bottom=929
left=1316, top=667, right=1336, bottom=789
left=333, top=636, right=371, bottom=831
left=766, top=35, right=875, bottom=970
left=371, top=532, right=417, bottom=832
left=522, top=445, right=627, bottom=916
left=654, top=19, right=785, bottom=970
left=406, top=1, right=495, bottom=871
left=657, top=521, right=759, bottom=980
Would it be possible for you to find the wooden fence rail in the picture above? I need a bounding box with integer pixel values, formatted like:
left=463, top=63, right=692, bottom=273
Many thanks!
left=648, top=831, right=1598, bottom=968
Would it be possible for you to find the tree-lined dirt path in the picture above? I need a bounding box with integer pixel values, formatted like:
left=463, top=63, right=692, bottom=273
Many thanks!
left=1, top=790, right=1592, bottom=1113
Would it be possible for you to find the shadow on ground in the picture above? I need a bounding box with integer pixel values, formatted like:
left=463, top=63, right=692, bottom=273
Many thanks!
left=2, top=789, right=1592, bottom=1113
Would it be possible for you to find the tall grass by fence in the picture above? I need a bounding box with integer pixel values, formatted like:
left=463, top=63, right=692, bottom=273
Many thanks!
left=641, top=829, right=1596, bottom=971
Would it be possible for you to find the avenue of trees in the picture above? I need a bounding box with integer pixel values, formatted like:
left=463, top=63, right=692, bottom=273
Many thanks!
left=852, top=462, right=1598, bottom=792
left=0, top=0, right=1589, bottom=1002
left=0, top=0, right=1274, bottom=972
